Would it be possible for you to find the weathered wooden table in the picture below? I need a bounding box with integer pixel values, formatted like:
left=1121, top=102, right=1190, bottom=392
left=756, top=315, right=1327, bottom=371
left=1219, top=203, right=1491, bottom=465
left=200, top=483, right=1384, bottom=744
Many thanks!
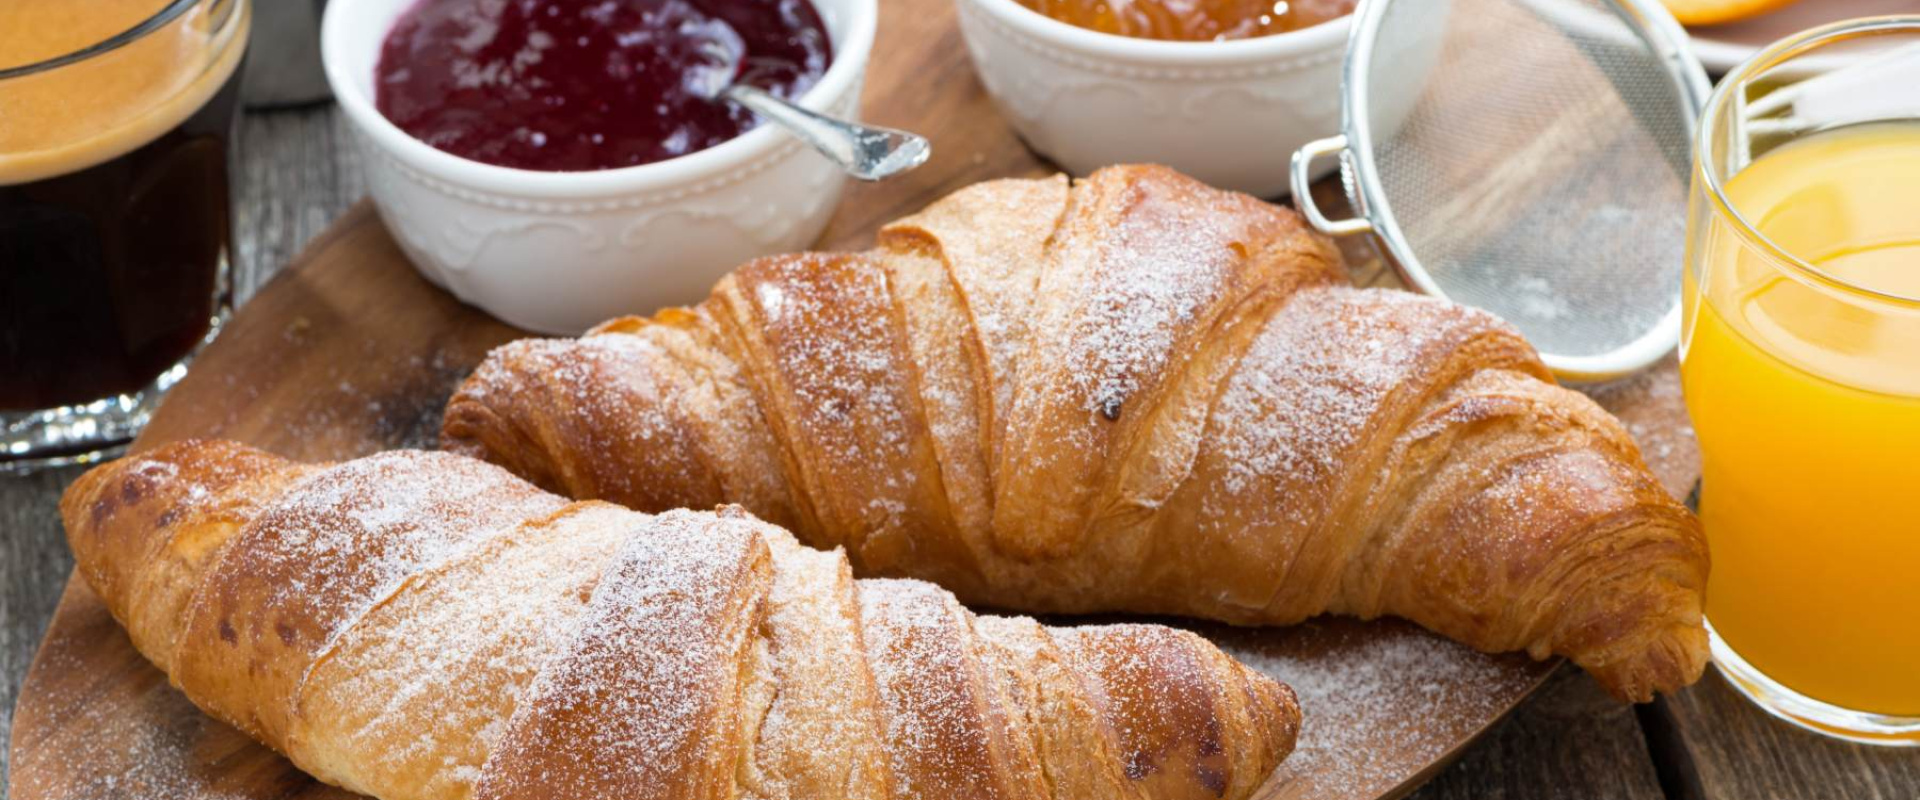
left=3, top=4, right=1917, bottom=797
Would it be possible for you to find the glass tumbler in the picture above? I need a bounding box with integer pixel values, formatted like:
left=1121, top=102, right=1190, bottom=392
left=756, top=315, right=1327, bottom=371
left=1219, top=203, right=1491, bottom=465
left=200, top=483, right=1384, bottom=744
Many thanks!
left=1682, top=17, right=1920, bottom=745
left=0, top=0, right=252, bottom=471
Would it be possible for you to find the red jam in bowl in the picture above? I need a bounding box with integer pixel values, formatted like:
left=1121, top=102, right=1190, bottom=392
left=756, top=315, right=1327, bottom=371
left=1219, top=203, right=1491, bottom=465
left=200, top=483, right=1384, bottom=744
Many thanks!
left=375, top=0, right=834, bottom=172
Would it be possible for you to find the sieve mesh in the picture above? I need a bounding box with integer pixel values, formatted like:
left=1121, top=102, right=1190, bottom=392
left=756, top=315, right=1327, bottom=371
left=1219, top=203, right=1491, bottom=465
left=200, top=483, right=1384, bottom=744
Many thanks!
left=1357, top=0, right=1697, bottom=366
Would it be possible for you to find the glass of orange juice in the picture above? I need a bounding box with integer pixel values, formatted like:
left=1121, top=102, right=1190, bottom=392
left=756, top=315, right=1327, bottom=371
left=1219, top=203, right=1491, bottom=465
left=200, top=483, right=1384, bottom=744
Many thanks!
left=1683, top=17, right=1920, bottom=745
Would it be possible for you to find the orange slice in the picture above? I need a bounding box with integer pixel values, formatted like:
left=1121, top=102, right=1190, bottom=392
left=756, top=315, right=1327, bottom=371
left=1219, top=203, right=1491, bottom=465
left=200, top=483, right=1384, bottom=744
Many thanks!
left=1659, top=0, right=1803, bottom=27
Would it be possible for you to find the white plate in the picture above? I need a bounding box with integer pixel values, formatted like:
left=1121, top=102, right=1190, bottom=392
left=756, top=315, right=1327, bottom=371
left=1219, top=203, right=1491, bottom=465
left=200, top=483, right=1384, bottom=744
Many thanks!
left=1687, top=0, right=1920, bottom=73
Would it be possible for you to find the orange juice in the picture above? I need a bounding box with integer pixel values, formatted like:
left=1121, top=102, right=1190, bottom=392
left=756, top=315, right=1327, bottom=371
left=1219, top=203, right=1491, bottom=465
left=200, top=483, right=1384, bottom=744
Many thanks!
left=1682, top=122, right=1920, bottom=716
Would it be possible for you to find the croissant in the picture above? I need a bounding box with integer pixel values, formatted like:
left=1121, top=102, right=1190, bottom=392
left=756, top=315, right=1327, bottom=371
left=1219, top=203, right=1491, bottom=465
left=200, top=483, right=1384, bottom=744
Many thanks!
left=62, top=439, right=1301, bottom=800
left=442, top=164, right=1710, bottom=702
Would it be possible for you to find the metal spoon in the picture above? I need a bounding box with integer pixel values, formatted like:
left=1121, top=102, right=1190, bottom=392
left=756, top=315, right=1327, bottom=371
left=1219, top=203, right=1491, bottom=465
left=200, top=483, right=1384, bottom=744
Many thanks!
left=689, top=41, right=930, bottom=182
left=717, top=83, right=931, bottom=181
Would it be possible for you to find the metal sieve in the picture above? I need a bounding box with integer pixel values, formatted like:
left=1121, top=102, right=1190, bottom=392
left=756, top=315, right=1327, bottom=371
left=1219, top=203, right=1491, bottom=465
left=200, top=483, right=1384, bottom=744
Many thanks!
left=1292, top=0, right=1711, bottom=380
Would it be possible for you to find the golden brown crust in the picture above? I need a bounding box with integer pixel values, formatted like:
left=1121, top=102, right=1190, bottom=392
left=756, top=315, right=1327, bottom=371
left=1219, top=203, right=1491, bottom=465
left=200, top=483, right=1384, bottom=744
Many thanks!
left=986, top=165, right=1345, bottom=563
left=474, top=510, right=775, bottom=800
left=63, top=441, right=1300, bottom=800
left=60, top=440, right=316, bottom=676
left=443, top=164, right=1710, bottom=702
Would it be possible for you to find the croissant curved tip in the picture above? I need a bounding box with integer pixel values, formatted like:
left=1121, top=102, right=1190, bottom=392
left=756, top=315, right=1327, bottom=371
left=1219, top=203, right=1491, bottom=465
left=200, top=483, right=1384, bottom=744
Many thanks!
left=1248, top=670, right=1303, bottom=765
left=439, top=340, right=574, bottom=495
left=1582, top=622, right=1711, bottom=703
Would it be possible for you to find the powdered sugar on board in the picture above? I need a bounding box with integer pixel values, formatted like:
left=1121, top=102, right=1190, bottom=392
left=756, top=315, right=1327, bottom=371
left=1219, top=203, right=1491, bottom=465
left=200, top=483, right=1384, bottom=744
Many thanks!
left=8, top=591, right=354, bottom=800
left=220, top=316, right=486, bottom=458
left=1201, top=616, right=1551, bottom=799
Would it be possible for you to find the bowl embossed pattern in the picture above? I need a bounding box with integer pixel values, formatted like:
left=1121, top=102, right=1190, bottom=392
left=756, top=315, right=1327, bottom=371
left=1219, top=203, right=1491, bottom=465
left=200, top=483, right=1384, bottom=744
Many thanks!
left=323, top=0, right=874, bottom=334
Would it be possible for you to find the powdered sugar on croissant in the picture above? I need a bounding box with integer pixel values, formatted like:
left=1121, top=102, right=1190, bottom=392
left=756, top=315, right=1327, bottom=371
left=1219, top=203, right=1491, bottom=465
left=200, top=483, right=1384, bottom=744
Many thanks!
left=63, top=439, right=1299, bottom=800
left=444, top=164, right=1709, bottom=702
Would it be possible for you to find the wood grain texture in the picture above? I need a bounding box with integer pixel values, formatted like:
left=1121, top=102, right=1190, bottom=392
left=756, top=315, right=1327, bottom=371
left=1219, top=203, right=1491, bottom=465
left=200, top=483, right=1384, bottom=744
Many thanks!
left=0, top=467, right=81, bottom=790
left=6, top=3, right=1569, bottom=788
left=8, top=0, right=1905, bottom=797
left=1650, top=674, right=1920, bottom=800
left=1417, top=667, right=1667, bottom=800
left=231, top=108, right=369, bottom=304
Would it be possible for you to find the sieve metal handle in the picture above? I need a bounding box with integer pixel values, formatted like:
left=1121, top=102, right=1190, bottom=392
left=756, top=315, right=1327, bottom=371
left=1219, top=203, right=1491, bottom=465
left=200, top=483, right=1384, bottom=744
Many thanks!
left=1290, top=135, right=1373, bottom=237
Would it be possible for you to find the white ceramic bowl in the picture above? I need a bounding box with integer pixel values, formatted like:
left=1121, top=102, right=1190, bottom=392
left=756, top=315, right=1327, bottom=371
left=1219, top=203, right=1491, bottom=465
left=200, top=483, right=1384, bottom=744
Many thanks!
left=955, top=0, right=1353, bottom=197
left=322, top=0, right=874, bottom=334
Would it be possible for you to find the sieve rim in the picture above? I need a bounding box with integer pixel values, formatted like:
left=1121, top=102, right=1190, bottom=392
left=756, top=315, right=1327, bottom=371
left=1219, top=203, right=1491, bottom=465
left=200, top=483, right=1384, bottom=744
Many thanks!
left=1339, top=0, right=1711, bottom=380
left=1697, top=15, right=1920, bottom=309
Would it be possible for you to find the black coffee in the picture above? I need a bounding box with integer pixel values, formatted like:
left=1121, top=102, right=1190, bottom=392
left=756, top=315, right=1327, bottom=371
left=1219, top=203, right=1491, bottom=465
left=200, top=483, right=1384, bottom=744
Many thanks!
left=0, top=63, right=242, bottom=411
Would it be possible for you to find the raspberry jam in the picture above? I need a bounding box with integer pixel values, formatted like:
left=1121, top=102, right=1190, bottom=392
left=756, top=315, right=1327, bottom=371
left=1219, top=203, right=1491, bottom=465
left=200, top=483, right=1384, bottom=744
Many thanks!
left=375, top=0, right=833, bottom=172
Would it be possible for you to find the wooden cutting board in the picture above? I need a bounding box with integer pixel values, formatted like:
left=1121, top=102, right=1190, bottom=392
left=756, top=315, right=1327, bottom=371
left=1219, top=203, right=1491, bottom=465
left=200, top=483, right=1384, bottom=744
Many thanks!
left=5, top=0, right=1704, bottom=797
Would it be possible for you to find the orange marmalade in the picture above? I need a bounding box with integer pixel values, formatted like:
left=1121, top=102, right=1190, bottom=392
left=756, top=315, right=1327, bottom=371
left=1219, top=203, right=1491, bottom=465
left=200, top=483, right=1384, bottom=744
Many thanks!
left=1018, top=0, right=1355, bottom=42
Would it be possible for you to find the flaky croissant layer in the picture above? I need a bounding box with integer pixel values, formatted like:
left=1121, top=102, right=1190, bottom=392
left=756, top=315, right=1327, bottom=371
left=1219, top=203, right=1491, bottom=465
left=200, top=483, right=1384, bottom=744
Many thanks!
left=444, top=164, right=1710, bottom=702
left=64, top=440, right=1299, bottom=800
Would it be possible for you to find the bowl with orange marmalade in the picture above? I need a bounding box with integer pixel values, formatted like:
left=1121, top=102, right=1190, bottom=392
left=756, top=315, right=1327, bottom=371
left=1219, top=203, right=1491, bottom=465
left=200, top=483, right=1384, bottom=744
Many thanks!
left=956, top=0, right=1437, bottom=196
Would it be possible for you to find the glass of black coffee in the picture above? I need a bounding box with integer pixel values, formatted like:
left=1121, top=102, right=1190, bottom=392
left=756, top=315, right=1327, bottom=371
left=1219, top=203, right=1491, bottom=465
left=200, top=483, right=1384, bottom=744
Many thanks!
left=0, top=0, right=251, bottom=470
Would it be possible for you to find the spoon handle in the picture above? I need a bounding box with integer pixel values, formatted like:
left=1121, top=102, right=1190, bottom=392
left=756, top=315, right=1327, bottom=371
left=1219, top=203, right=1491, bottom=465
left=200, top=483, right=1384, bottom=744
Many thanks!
left=724, top=84, right=931, bottom=181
